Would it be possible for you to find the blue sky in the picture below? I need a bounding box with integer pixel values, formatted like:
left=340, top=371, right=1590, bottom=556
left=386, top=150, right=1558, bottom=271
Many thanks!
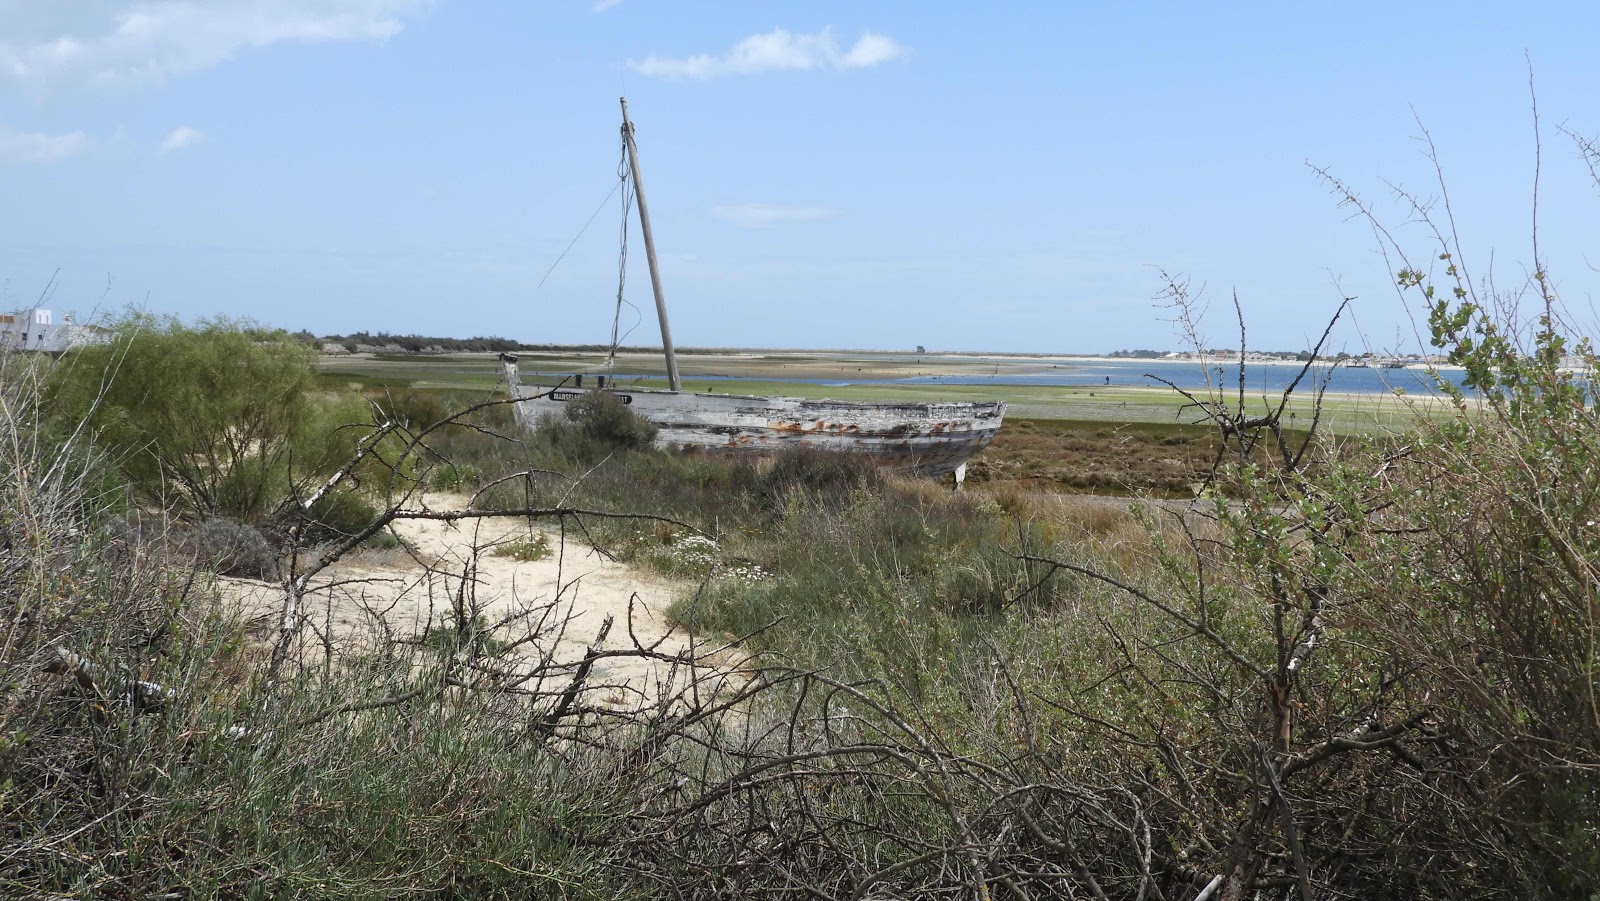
left=2, top=2, right=1598, bottom=354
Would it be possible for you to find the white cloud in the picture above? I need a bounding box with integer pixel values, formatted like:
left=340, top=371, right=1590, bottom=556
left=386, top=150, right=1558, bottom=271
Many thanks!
left=839, top=32, right=905, bottom=69
left=159, top=125, right=205, bottom=153
left=0, top=2, right=429, bottom=91
left=712, top=204, right=841, bottom=229
left=631, top=27, right=909, bottom=80
left=592, top=0, right=622, bottom=11
left=0, top=125, right=89, bottom=164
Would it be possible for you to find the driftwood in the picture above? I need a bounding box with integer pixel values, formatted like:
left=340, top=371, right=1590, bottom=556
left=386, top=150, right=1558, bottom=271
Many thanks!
left=42, top=644, right=170, bottom=712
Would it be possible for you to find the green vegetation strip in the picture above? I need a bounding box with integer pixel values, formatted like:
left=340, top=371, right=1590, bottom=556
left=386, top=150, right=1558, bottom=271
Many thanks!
left=316, top=355, right=1437, bottom=432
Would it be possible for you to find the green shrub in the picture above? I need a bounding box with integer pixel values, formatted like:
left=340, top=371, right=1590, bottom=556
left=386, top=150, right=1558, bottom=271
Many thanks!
left=565, top=390, right=657, bottom=450
left=299, top=487, right=380, bottom=544
left=512, top=391, right=654, bottom=468
left=49, top=312, right=318, bottom=524
left=429, top=462, right=480, bottom=491
left=369, top=386, right=453, bottom=430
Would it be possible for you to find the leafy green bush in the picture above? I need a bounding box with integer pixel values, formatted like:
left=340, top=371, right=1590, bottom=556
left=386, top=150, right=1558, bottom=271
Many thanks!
left=565, top=390, right=657, bottom=449
left=47, top=313, right=341, bottom=525
left=358, top=389, right=519, bottom=494
left=1340, top=258, right=1600, bottom=891
left=509, top=392, right=660, bottom=469
left=300, top=486, right=381, bottom=544
left=46, top=315, right=421, bottom=564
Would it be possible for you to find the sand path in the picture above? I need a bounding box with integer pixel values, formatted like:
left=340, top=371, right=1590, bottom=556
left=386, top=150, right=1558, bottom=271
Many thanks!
left=221, top=494, right=717, bottom=692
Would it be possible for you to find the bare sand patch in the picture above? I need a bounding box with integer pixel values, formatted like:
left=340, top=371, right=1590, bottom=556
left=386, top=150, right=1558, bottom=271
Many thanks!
left=219, top=494, right=741, bottom=696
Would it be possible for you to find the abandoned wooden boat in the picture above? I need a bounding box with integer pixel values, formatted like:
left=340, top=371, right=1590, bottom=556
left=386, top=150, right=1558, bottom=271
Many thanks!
left=502, top=362, right=1004, bottom=480
left=503, top=99, right=1005, bottom=482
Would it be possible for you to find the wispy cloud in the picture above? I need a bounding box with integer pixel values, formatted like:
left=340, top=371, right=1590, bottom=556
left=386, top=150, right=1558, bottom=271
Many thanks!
left=631, top=27, right=909, bottom=80
left=712, top=204, right=841, bottom=229
left=838, top=32, right=907, bottom=69
left=592, top=0, right=623, bottom=11
left=159, top=126, right=206, bottom=154
left=0, top=125, right=88, bottom=164
left=0, top=2, right=429, bottom=91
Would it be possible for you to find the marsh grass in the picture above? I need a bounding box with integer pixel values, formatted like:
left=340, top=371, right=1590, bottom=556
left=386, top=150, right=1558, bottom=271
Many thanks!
left=12, top=250, right=1600, bottom=901
left=428, top=400, right=1169, bottom=693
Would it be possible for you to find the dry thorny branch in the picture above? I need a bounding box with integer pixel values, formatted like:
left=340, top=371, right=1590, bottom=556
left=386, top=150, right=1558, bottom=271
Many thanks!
left=1001, top=286, right=1444, bottom=899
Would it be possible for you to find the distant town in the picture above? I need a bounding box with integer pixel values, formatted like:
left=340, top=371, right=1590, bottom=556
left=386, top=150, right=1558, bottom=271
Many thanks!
left=0, top=307, right=107, bottom=352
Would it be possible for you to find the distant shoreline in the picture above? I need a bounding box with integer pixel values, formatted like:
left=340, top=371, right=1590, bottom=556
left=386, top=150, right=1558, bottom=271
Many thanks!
left=334, top=345, right=1462, bottom=370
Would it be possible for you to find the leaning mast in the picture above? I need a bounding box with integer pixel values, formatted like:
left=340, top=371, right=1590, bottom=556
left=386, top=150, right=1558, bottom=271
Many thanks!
left=620, top=97, right=681, bottom=392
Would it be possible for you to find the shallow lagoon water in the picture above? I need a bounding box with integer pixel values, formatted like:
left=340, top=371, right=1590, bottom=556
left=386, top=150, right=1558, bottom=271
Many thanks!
left=528, top=359, right=1466, bottom=396
left=894, top=359, right=1465, bottom=395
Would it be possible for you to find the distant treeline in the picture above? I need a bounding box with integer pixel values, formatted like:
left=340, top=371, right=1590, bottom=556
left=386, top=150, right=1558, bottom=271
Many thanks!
left=302, top=331, right=781, bottom=355
left=304, top=332, right=530, bottom=353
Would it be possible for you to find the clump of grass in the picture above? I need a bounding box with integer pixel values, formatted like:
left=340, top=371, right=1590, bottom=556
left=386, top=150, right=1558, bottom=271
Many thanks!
left=755, top=446, right=884, bottom=511
left=429, top=461, right=480, bottom=491
left=187, top=516, right=281, bottom=579
left=493, top=532, right=551, bottom=561
left=643, top=532, right=719, bottom=576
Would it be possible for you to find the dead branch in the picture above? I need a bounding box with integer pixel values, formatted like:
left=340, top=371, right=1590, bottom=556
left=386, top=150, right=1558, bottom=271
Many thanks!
left=42, top=644, right=169, bottom=712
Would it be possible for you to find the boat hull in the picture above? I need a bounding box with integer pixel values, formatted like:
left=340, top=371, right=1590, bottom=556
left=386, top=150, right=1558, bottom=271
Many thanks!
left=504, top=367, right=1004, bottom=478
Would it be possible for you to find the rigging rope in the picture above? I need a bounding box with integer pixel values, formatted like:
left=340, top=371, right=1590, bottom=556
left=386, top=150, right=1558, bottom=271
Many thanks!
left=606, top=130, right=642, bottom=375
left=534, top=171, right=625, bottom=293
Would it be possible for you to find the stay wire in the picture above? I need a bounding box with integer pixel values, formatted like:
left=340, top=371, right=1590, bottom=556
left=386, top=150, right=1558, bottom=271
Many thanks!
left=534, top=172, right=625, bottom=294
left=607, top=134, right=642, bottom=375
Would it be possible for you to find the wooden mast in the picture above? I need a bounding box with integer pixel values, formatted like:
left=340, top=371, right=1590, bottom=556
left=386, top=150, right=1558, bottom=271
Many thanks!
left=620, top=97, right=681, bottom=392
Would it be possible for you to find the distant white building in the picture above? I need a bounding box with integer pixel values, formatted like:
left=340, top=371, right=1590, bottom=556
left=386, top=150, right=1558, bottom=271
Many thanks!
left=0, top=308, right=108, bottom=352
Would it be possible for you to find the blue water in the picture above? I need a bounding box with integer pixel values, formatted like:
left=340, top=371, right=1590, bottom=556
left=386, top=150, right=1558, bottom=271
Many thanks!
left=893, top=359, right=1466, bottom=395
left=529, top=360, right=1465, bottom=395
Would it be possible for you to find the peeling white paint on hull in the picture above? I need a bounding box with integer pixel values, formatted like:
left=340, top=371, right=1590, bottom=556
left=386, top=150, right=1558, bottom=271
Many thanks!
left=503, top=360, right=1004, bottom=478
